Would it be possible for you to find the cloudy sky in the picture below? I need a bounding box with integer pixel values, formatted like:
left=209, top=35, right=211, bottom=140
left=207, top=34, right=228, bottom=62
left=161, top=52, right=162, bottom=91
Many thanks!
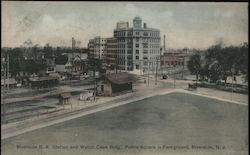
left=2, top=2, right=248, bottom=49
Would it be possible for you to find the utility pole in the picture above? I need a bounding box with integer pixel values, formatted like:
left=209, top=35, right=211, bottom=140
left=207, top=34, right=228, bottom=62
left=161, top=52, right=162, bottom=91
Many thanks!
left=231, top=68, right=235, bottom=101
left=7, top=53, right=9, bottom=91
left=94, top=77, right=97, bottom=102
left=173, top=65, right=176, bottom=89
left=148, top=61, right=150, bottom=87
left=1, top=52, right=7, bottom=123
left=155, top=58, right=158, bottom=85
left=163, top=34, right=166, bottom=53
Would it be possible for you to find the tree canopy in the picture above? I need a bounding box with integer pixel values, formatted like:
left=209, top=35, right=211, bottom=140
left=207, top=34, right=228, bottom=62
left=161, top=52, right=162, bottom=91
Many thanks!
left=187, top=43, right=248, bottom=83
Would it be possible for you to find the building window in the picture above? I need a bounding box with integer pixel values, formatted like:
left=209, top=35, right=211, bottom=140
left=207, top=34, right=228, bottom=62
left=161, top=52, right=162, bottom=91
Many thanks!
left=136, top=56, right=139, bottom=60
left=143, top=50, right=148, bottom=54
left=136, top=44, right=139, bottom=48
left=135, top=32, right=139, bottom=35
left=136, top=50, right=139, bottom=54
left=143, top=32, right=148, bottom=36
left=136, top=38, right=139, bottom=42
left=136, top=65, right=139, bottom=69
left=101, top=85, right=104, bottom=92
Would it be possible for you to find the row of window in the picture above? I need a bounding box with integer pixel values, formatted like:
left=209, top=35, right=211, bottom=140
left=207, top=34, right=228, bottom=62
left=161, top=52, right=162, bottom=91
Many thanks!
left=116, top=43, right=159, bottom=49
left=117, top=49, right=159, bottom=54
left=150, top=44, right=160, bottom=48
left=117, top=31, right=160, bottom=37
left=118, top=38, right=160, bottom=43
left=117, top=61, right=133, bottom=66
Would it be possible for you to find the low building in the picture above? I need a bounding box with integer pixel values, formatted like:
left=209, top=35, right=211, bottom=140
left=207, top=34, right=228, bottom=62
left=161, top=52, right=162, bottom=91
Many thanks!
left=55, top=52, right=87, bottom=73
left=96, top=72, right=133, bottom=96
left=160, top=52, right=190, bottom=68
left=29, top=76, right=59, bottom=88
left=79, top=90, right=94, bottom=101
left=59, top=92, right=71, bottom=105
left=1, top=78, right=17, bottom=88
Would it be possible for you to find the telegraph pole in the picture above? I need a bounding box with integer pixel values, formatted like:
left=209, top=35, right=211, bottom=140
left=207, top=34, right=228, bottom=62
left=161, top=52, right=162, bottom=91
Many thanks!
left=173, top=65, right=176, bottom=89
left=1, top=51, right=8, bottom=123
left=7, top=52, right=9, bottom=91
left=155, top=58, right=158, bottom=85
left=148, top=61, right=150, bottom=87
left=231, top=67, right=235, bottom=101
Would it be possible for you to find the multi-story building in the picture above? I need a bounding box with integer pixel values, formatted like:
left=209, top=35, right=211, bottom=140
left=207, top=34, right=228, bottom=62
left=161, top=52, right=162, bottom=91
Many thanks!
left=106, top=38, right=117, bottom=67
left=114, top=16, right=161, bottom=72
left=160, top=52, right=189, bottom=68
left=88, top=36, right=107, bottom=60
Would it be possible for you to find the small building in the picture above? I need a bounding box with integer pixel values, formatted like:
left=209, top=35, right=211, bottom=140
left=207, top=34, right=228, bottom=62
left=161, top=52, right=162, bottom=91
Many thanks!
left=79, top=90, right=94, bottom=101
left=59, top=92, right=71, bottom=105
left=1, top=78, right=17, bottom=88
left=160, top=52, right=189, bottom=68
left=29, top=76, right=59, bottom=88
left=96, top=72, right=133, bottom=96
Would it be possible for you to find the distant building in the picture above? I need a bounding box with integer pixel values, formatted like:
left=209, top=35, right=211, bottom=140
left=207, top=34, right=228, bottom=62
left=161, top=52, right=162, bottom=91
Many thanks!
left=96, top=72, right=133, bottom=96
left=29, top=76, right=59, bottom=88
left=1, top=78, right=17, bottom=88
left=59, top=92, right=71, bottom=105
left=106, top=37, right=117, bottom=67
left=160, top=52, right=190, bottom=68
left=55, top=52, right=88, bottom=73
left=88, top=36, right=107, bottom=60
left=45, top=58, right=56, bottom=74
left=114, top=16, right=161, bottom=72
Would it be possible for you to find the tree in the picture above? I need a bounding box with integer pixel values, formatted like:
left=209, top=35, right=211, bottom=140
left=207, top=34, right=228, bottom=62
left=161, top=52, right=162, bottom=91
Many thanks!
left=87, top=58, right=102, bottom=77
left=43, top=43, right=53, bottom=59
left=204, top=43, right=248, bottom=83
left=55, top=54, right=68, bottom=65
left=8, top=48, right=24, bottom=77
left=24, top=59, right=47, bottom=74
left=187, top=53, right=202, bottom=82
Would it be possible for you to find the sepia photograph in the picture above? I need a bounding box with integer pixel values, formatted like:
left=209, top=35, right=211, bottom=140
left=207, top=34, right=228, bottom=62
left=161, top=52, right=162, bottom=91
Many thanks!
left=1, top=1, right=248, bottom=155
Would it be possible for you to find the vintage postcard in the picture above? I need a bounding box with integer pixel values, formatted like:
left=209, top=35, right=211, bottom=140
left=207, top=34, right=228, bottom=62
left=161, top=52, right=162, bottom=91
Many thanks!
left=1, top=1, right=248, bottom=155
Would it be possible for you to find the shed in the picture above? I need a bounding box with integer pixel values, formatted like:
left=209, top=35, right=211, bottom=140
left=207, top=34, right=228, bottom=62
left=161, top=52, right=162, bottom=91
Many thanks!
left=79, top=90, right=94, bottom=101
left=59, top=92, right=71, bottom=105
left=96, top=72, right=133, bottom=96
left=29, top=76, right=58, bottom=88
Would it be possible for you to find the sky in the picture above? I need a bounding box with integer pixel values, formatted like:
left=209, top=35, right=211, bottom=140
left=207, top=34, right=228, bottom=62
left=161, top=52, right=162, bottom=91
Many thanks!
left=2, top=2, right=248, bottom=49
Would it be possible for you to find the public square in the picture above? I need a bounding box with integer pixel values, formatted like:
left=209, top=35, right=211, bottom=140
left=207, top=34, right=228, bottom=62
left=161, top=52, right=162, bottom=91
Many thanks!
left=2, top=92, right=248, bottom=155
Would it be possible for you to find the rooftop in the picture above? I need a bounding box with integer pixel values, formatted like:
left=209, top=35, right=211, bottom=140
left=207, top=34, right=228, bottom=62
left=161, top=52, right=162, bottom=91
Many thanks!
left=98, top=72, right=134, bottom=84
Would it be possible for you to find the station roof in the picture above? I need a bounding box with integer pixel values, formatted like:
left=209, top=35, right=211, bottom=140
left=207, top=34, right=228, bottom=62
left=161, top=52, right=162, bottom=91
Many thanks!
left=98, top=72, right=133, bottom=84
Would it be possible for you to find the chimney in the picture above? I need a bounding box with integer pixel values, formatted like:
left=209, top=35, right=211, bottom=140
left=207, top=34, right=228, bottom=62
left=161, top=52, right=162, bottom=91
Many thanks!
left=144, top=23, right=147, bottom=28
